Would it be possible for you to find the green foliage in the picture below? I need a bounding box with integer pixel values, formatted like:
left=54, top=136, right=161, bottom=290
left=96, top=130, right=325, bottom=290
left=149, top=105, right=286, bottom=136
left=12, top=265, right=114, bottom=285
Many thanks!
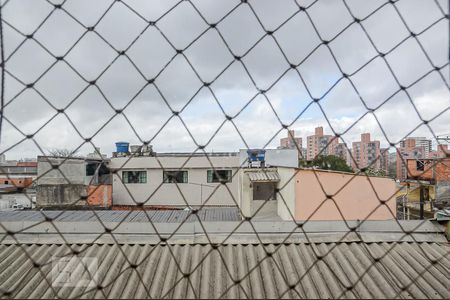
left=364, top=167, right=386, bottom=177
left=388, top=161, right=397, bottom=178
left=300, top=155, right=353, bottom=173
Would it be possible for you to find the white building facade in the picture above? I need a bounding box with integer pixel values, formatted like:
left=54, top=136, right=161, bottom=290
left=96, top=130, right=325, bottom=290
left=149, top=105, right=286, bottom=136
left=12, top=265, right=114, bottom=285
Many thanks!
left=109, top=153, right=241, bottom=207
left=109, top=149, right=299, bottom=208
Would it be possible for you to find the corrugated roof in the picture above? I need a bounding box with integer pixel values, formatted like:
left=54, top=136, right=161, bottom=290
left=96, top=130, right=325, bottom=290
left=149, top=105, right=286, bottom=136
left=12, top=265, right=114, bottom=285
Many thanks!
left=0, top=242, right=448, bottom=299
left=247, top=171, right=280, bottom=182
left=0, top=208, right=241, bottom=223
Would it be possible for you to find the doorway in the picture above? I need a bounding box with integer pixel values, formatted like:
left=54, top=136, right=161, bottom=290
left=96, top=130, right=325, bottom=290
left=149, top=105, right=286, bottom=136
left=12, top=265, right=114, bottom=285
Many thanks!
left=252, top=182, right=277, bottom=201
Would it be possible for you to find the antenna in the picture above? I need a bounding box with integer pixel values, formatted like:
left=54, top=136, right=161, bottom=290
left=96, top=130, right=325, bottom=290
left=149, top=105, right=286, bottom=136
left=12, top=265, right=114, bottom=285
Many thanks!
left=436, top=135, right=450, bottom=143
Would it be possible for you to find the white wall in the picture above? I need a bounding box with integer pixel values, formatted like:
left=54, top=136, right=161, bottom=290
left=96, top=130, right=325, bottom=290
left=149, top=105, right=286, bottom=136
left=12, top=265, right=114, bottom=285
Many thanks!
left=109, top=155, right=239, bottom=169
left=110, top=155, right=241, bottom=207
left=239, top=170, right=252, bottom=217
left=277, top=167, right=296, bottom=220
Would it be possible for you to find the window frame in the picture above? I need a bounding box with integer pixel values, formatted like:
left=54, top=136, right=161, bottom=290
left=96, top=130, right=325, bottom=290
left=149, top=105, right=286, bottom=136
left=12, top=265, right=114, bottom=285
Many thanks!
left=163, top=170, right=188, bottom=183
left=122, top=170, right=147, bottom=184
left=207, top=169, right=233, bottom=183
left=416, top=160, right=425, bottom=171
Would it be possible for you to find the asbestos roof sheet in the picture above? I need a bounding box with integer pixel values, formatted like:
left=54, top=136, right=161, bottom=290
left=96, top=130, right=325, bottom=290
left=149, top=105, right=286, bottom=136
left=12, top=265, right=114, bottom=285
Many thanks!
left=247, top=171, right=280, bottom=182
left=0, top=242, right=448, bottom=299
left=0, top=208, right=241, bottom=223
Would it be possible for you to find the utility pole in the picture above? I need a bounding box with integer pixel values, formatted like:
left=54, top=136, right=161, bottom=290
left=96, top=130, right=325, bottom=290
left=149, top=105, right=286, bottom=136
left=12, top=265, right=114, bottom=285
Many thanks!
left=419, top=185, right=425, bottom=220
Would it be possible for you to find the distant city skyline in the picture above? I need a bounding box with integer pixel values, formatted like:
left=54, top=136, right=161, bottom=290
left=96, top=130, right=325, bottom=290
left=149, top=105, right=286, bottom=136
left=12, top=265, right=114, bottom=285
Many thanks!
left=1, top=127, right=448, bottom=162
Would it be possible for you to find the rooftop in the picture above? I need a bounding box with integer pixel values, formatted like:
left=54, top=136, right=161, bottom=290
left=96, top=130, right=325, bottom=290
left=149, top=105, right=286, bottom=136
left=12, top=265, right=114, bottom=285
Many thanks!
left=0, top=218, right=448, bottom=299
left=0, top=241, right=448, bottom=299
left=155, top=152, right=239, bottom=157
left=0, top=208, right=241, bottom=224
left=0, top=214, right=447, bottom=244
left=110, top=152, right=239, bottom=158
left=0, top=165, right=37, bottom=174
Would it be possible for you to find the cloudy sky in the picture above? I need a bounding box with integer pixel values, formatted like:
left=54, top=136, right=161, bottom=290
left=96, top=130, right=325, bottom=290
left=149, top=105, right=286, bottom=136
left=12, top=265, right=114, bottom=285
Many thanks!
left=0, top=0, right=448, bottom=159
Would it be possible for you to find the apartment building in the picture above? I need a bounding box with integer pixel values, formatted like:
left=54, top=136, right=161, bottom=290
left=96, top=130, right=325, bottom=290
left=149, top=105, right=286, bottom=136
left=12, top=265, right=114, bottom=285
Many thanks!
left=400, top=137, right=432, bottom=157
left=306, top=127, right=338, bottom=161
left=351, top=133, right=381, bottom=171
left=279, top=130, right=302, bottom=150
left=379, top=147, right=390, bottom=175
left=429, top=144, right=449, bottom=159
left=333, top=142, right=352, bottom=166
left=278, top=130, right=306, bottom=160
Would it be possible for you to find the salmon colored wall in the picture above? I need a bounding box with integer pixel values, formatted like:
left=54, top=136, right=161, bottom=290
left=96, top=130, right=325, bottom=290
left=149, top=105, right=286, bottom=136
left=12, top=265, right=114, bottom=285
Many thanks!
left=87, top=185, right=112, bottom=208
left=295, top=170, right=396, bottom=221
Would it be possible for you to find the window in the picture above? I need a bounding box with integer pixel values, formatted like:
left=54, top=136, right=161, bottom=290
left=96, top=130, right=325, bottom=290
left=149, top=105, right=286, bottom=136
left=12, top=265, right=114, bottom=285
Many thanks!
left=122, top=171, right=147, bottom=184
left=207, top=169, right=232, bottom=183
left=86, top=162, right=110, bottom=176
left=416, top=160, right=425, bottom=171
left=163, top=171, right=188, bottom=183
left=86, top=163, right=97, bottom=176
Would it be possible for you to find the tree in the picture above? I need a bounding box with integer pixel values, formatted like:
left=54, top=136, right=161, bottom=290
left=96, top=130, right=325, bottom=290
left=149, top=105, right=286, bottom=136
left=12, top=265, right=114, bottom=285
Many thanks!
left=300, top=155, right=353, bottom=173
left=364, top=167, right=386, bottom=177
left=388, top=161, right=397, bottom=178
left=48, top=148, right=80, bottom=158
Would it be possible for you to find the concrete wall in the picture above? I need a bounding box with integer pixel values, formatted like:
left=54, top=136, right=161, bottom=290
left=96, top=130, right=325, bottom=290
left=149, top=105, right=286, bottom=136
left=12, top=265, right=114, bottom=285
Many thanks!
left=109, top=155, right=241, bottom=207
left=36, top=157, right=112, bottom=209
left=37, top=157, right=85, bottom=185
left=37, top=184, right=87, bottom=207
left=436, top=182, right=450, bottom=204
left=295, top=169, right=396, bottom=221
left=239, top=149, right=298, bottom=168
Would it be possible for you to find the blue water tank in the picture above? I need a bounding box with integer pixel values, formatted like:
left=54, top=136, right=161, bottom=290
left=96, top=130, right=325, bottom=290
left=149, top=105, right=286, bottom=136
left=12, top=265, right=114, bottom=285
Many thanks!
left=247, top=149, right=266, bottom=162
left=115, top=142, right=129, bottom=153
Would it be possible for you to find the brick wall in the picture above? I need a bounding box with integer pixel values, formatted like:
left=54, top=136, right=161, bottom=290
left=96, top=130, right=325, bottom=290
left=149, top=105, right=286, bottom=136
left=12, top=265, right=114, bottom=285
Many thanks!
left=406, top=158, right=450, bottom=182
left=435, top=159, right=450, bottom=182
left=87, top=185, right=112, bottom=208
left=0, top=177, right=33, bottom=189
left=407, top=159, right=434, bottom=180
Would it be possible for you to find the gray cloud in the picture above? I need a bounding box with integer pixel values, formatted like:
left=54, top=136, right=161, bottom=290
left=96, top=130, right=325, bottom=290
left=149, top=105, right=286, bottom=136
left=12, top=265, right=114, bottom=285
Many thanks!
left=0, top=0, right=448, bottom=160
